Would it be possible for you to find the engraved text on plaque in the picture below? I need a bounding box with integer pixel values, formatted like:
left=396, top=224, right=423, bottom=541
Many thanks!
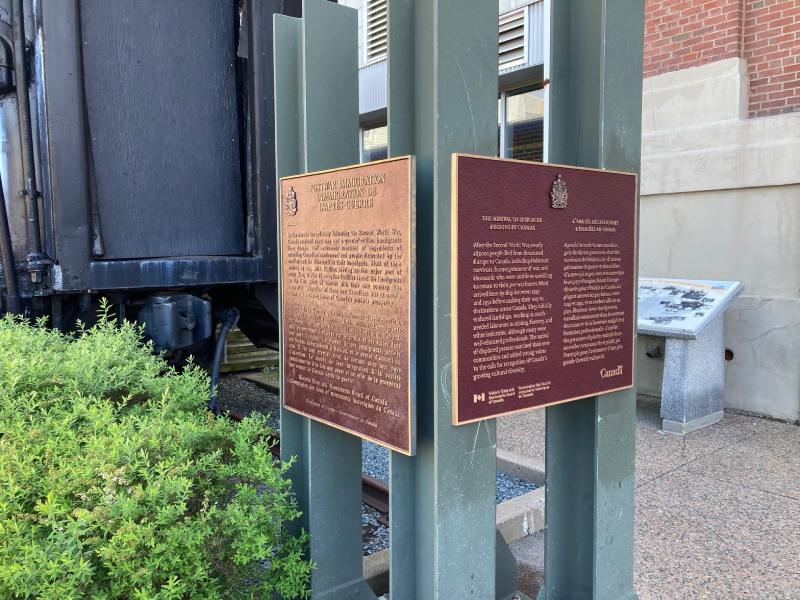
left=452, top=154, right=636, bottom=424
left=280, top=157, right=416, bottom=454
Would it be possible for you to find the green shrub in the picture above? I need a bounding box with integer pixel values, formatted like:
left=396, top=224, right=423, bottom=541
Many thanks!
left=0, top=305, right=311, bottom=599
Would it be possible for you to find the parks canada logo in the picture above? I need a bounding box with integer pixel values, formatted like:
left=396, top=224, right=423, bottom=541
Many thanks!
left=285, top=187, right=298, bottom=216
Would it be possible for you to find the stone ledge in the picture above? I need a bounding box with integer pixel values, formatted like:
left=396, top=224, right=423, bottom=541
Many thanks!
left=641, top=135, right=800, bottom=195
left=497, top=448, right=545, bottom=486
left=497, top=487, right=546, bottom=544
left=362, top=486, right=547, bottom=595
left=642, top=58, right=747, bottom=131
left=363, top=549, right=389, bottom=595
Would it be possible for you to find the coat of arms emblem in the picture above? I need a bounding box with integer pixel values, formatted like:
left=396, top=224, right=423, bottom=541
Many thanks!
left=285, top=187, right=298, bottom=216
left=550, top=174, right=568, bottom=209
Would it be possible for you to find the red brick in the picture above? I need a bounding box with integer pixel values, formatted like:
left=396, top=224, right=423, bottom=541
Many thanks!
left=743, top=0, right=800, bottom=114
left=770, top=72, right=800, bottom=83
left=764, top=48, right=792, bottom=61
left=760, top=98, right=789, bottom=109
left=768, top=16, right=794, bottom=28
left=780, top=79, right=800, bottom=90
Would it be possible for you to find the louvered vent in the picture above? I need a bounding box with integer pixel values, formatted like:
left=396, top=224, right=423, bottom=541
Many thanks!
left=366, top=0, right=388, bottom=64
left=499, top=8, right=526, bottom=71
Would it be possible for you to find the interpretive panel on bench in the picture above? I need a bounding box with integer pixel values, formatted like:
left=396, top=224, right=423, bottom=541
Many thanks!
left=638, top=278, right=744, bottom=339
left=452, top=154, right=637, bottom=424
left=279, top=157, right=416, bottom=455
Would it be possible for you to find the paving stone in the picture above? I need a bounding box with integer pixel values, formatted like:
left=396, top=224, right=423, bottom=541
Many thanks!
left=497, top=409, right=545, bottom=464
left=683, top=424, right=800, bottom=500
left=638, top=470, right=800, bottom=570
left=497, top=397, right=800, bottom=599
left=509, top=530, right=544, bottom=599
left=636, top=472, right=800, bottom=599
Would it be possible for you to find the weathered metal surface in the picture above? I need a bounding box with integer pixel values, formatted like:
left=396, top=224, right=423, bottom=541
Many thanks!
left=385, top=3, right=418, bottom=597
left=79, top=0, right=244, bottom=259
left=361, top=474, right=390, bottom=526
left=249, top=0, right=301, bottom=282
left=275, top=2, right=376, bottom=598
left=38, top=0, right=92, bottom=291
left=279, top=157, right=416, bottom=455
left=85, top=256, right=266, bottom=290
left=452, top=155, right=637, bottom=424
left=28, top=0, right=293, bottom=294
left=539, top=0, right=644, bottom=599
left=136, top=294, right=212, bottom=352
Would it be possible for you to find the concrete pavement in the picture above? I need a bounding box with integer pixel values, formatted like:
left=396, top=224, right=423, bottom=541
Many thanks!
left=498, top=398, right=800, bottom=599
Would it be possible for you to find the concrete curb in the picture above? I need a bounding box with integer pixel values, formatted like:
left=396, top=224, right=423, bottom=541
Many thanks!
left=496, top=486, right=546, bottom=544
left=496, top=448, right=546, bottom=486
left=362, top=486, right=546, bottom=594
left=239, top=371, right=280, bottom=394
left=363, top=549, right=390, bottom=594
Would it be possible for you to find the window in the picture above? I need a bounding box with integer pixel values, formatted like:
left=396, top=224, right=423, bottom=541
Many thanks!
left=499, top=87, right=544, bottom=161
left=361, top=124, right=387, bottom=162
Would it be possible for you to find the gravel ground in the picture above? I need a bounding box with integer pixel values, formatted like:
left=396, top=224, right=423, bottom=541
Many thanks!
left=362, top=440, right=390, bottom=482
left=218, top=375, right=538, bottom=556
left=361, top=440, right=537, bottom=554
left=362, top=506, right=390, bottom=556
left=217, top=376, right=280, bottom=431
left=496, top=470, right=536, bottom=503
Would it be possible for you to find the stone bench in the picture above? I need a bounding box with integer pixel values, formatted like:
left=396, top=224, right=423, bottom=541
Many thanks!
left=638, top=278, right=744, bottom=434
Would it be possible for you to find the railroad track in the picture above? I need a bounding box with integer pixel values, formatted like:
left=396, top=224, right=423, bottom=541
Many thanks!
left=222, top=406, right=390, bottom=526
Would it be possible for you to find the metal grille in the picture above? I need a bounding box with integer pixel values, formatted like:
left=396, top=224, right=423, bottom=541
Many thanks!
left=499, top=7, right=526, bottom=71
left=366, top=0, right=388, bottom=64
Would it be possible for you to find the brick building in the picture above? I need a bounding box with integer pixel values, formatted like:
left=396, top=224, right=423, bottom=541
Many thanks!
left=637, top=0, right=800, bottom=421
left=644, top=0, right=800, bottom=116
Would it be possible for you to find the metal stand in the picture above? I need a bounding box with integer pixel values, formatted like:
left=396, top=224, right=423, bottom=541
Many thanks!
left=274, top=1, right=643, bottom=598
left=274, top=3, right=374, bottom=598
left=538, top=1, right=643, bottom=599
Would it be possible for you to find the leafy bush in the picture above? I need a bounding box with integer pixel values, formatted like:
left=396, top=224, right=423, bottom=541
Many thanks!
left=0, top=306, right=311, bottom=599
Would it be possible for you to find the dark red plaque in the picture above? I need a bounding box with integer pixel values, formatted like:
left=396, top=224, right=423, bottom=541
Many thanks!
left=452, top=154, right=636, bottom=425
left=280, top=157, right=415, bottom=454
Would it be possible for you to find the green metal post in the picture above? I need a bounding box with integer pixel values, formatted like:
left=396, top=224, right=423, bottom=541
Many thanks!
left=385, top=4, right=418, bottom=599
left=384, top=1, right=506, bottom=598
left=539, top=1, right=644, bottom=599
left=273, top=2, right=376, bottom=598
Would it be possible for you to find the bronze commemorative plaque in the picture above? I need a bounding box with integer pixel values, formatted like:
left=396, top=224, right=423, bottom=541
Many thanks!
left=452, top=154, right=636, bottom=425
left=279, top=156, right=415, bottom=455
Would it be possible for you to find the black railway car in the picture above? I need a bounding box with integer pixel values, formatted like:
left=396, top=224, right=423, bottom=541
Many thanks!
left=0, top=0, right=301, bottom=362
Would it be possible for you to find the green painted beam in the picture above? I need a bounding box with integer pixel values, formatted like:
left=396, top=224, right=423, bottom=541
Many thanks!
left=274, top=2, right=375, bottom=598
left=274, top=14, right=304, bottom=532
left=539, top=1, right=644, bottom=599
left=385, top=1, right=502, bottom=598
left=385, top=2, right=417, bottom=598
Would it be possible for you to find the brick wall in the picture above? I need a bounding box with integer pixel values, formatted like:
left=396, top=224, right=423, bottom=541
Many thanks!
left=644, top=0, right=743, bottom=78
left=745, top=0, right=800, bottom=117
left=644, top=0, right=800, bottom=117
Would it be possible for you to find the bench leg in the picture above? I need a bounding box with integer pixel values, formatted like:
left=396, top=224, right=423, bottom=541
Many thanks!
left=660, top=316, right=725, bottom=434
